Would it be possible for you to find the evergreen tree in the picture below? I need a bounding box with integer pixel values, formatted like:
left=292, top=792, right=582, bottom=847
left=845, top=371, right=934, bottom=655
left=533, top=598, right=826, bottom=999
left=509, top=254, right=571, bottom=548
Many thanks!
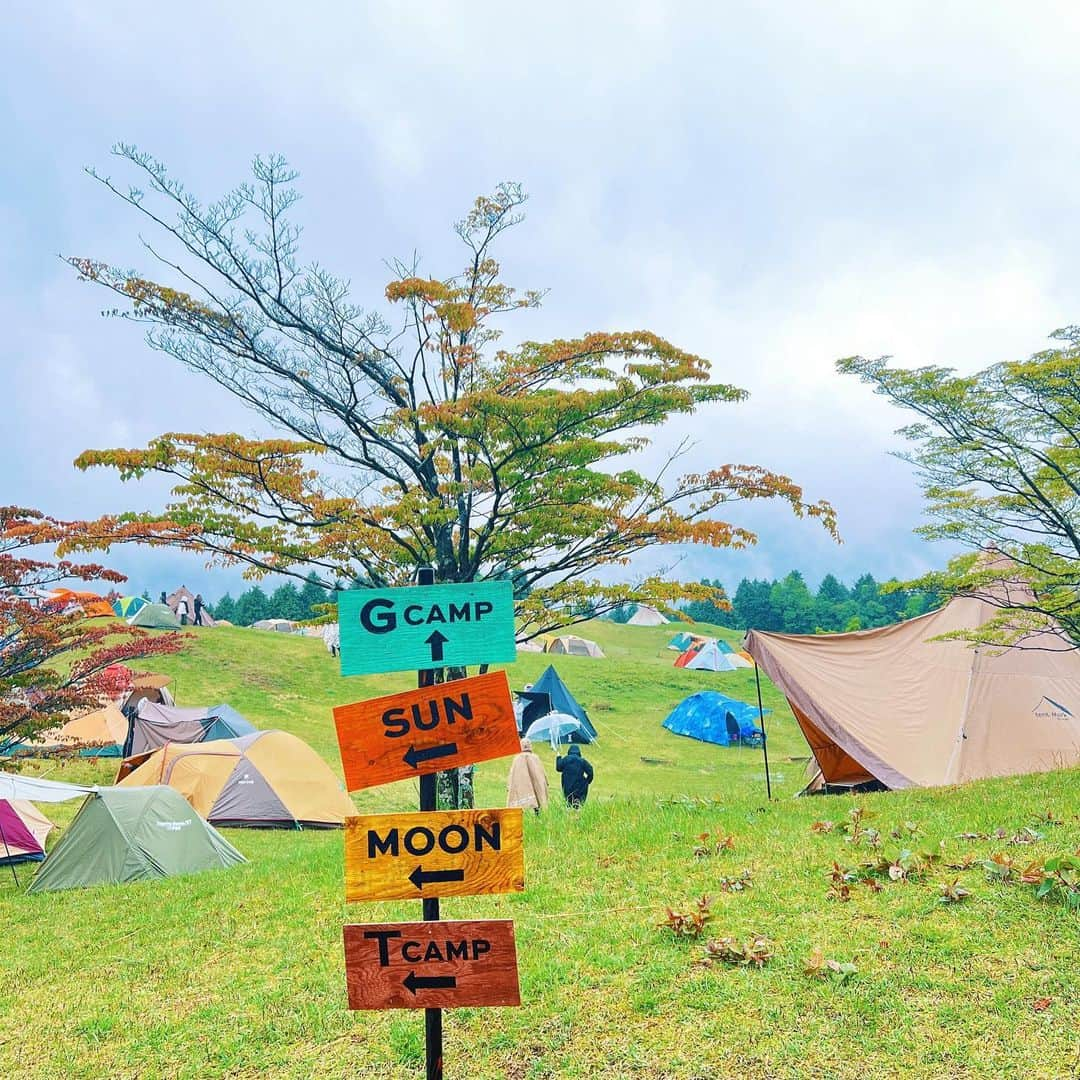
left=771, top=571, right=816, bottom=633
left=140, top=588, right=151, bottom=601
left=299, top=572, right=326, bottom=620
left=269, top=582, right=304, bottom=621
left=814, top=574, right=851, bottom=631
left=213, top=593, right=237, bottom=623
left=607, top=604, right=635, bottom=624
left=851, top=573, right=888, bottom=628
left=233, top=586, right=269, bottom=626
left=732, top=578, right=780, bottom=631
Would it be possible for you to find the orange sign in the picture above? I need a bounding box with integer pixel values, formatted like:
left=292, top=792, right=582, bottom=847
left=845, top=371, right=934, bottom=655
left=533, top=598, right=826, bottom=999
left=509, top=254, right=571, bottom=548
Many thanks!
left=344, top=808, right=525, bottom=901
left=343, top=919, right=521, bottom=1011
left=333, top=670, right=520, bottom=791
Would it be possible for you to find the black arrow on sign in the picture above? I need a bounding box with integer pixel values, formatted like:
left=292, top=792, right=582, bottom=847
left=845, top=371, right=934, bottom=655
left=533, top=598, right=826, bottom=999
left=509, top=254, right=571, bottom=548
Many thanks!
left=424, top=630, right=448, bottom=662
left=409, top=865, right=465, bottom=890
left=403, top=971, right=457, bottom=995
left=403, top=742, right=459, bottom=769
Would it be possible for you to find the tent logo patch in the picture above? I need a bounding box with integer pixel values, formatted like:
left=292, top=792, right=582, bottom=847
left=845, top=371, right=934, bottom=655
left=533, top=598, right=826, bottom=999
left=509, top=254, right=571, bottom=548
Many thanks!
left=157, top=819, right=193, bottom=832
left=1033, top=696, right=1073, bottom=720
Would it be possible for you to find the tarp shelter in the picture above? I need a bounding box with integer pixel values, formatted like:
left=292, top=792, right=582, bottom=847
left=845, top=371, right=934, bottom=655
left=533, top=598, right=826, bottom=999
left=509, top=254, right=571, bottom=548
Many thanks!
left=127, top=603, right=181, bottom=629
left=545, top=635, right=605, bottom=658
left=0, top=772, right=94, bottom=803
left=167, top=586, right=215, bottom=626
left=125, top=701, right=256, bottom=757
left=745, top=589, right=1080, bottom=790
left=0, top=799, right=53, bottom=865
left=55, top=703, right=129, bottom=756
left=663, top=692, right=767, bottom=747
left=627, top=605, right=669, bottom=626
left=119, top=673, right=175, bottom=714
left=253, top=618, right=295, bottom=633
left=27, top=786, right=245, bottom=893
left=682, top=641, right=751, bottom=671
left=111, top=595, right=147, bottom=618
left=517, top=666, right=598, bottom=742
left=118, top=731, right=356, bottom=827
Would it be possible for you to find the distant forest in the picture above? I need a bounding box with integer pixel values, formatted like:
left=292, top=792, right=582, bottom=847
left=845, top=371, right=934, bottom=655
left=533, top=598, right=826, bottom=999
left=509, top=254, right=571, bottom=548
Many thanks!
left=614, top=571, right=940, bottom=634
left=211, top=569, right=939, bottom=634
left=211, top=573, right=334, bottom=626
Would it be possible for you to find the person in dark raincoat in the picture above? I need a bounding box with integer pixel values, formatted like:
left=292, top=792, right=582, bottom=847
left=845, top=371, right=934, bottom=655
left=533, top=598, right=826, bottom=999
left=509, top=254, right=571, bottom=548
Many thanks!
left=555, top=744, right=594, bottom=807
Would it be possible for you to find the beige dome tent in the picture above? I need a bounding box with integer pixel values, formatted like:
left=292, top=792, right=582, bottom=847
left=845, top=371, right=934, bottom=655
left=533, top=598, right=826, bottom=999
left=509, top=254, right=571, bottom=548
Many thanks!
left=627, top=605, right=669, bottom=626
left=745, top=589, right=1080, bottom=791
left=545, top=635, right=605, bottom=658
left=118, top=730, right=355, bottom=827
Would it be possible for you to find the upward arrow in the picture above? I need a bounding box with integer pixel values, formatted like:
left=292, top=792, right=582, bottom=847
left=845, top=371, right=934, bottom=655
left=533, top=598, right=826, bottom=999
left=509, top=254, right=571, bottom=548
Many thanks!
left=425, top=630, right=448, bottom=662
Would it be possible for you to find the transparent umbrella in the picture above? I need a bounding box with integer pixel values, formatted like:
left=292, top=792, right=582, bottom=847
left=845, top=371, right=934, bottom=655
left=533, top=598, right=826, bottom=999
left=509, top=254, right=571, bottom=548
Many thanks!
left=526, top=711, right=588, bottom=750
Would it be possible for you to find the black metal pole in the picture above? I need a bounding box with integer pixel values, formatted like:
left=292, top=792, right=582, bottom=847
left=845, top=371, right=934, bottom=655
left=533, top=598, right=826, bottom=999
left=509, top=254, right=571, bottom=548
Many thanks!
left=416, top=566, right=443, bottom=1080
left=753, top=657, right=772, bottom=801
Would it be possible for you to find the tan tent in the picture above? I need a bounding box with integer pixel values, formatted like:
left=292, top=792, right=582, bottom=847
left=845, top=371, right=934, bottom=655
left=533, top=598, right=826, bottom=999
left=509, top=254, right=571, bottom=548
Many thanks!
left=117, top=730, right=355, bottom=827
left=56, top=703, right=129, bottom=753
left=745, top=591, right=1080, bottom=790
left=545, top=635, right=605, bottom=658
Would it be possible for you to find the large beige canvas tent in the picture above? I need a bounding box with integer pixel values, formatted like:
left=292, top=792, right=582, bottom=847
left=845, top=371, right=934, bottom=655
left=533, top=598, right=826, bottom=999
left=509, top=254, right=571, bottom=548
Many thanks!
left=545, top=635, right=605, bottom=658
left=745, top=590, right=1080, bottom=790
left=627, top=605, right=669, bottom=626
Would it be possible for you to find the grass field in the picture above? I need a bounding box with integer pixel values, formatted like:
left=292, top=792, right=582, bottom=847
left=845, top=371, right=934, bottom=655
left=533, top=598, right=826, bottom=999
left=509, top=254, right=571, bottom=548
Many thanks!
left=2, top=621, right=1079, bottom=1078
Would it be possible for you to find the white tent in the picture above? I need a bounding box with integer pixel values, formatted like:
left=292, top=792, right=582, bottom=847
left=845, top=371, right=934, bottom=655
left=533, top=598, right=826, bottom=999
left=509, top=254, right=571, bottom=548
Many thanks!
left=685, top=641, right=750, bottom=672
left=627, top=605, right=669, bottom=626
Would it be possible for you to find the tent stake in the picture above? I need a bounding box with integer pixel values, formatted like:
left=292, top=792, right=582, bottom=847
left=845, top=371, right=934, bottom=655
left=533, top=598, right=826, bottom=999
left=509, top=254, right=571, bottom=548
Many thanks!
left=754, top=662, right=772, bottom=801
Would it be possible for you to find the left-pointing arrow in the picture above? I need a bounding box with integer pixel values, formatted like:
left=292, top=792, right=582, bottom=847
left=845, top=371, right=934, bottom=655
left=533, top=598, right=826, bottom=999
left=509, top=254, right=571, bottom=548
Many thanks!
left=403, top=742, right=458, bottom=769
left=409, top=865, right=466, bottom=890
left=424, top=629, right=448, bottom=662
left=403, top=971, right=457, bottom=995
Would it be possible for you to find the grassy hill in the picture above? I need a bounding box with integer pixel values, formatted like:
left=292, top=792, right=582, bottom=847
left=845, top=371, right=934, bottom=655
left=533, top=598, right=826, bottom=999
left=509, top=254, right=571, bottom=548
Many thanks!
left=2, top=621, right=1079, bottom=1078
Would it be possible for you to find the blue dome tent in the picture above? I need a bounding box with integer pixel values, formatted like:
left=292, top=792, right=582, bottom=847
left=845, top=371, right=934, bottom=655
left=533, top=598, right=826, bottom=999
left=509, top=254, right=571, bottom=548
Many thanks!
left=662, top=691, right=767, bottom=746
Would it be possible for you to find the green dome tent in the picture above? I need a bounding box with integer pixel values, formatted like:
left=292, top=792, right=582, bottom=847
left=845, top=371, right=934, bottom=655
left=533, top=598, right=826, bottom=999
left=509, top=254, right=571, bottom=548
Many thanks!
left=127, top=603, right=181, bottom=629
left=28, top=786, right=245, bottom=893
left=111, top=595, right=147, bottom=618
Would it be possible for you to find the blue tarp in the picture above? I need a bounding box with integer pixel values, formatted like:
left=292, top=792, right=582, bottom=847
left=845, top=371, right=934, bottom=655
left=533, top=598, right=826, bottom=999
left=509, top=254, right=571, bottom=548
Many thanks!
left=662, top=691, right=767, bottom=746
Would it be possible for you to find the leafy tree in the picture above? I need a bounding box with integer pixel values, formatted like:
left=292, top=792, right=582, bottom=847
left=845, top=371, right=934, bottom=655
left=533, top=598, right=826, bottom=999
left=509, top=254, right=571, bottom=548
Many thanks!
left=840, top=333, right=1080, bottom=646
left=233, top=586, right=269, bottom=627
left=0, top=506, right=183, bottom=746
left=212, top=592, right=237, bottom=622
left=683, top=578, right=732, bottom=625
left=64, top=149, right=836, bottom=639
left=606, top=605, right=635, bottom=624
left=851, top=573, right=887, bottom=628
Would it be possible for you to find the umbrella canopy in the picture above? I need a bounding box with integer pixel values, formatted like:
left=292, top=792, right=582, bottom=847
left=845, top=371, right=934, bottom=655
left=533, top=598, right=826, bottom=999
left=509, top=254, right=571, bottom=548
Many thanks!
left=526, top=711, right=593, bottom=749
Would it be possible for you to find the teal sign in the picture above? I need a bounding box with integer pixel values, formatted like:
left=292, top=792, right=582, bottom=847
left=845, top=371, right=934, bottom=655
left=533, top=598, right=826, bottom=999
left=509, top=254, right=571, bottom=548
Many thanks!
left=338, top=581, right=517, bottom=676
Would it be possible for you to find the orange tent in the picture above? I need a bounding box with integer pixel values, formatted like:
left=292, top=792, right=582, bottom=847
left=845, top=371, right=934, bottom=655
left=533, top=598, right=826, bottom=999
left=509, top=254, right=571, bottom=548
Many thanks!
left=47, top=589, right=116, bottom=619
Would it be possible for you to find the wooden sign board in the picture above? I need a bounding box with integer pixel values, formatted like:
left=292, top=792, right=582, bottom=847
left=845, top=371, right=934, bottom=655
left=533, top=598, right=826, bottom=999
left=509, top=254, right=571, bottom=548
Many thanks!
left=345, top=808, right=524, bottom=902
left=338, top=580, right=517, bottom=676
left=333, top=670, right=520, bottom=791
left=344, top=919, right=520, bottom=1011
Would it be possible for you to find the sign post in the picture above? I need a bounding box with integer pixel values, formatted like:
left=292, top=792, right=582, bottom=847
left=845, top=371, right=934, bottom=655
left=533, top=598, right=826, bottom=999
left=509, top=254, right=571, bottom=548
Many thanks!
left=333, top=567, right=523, bottom=1080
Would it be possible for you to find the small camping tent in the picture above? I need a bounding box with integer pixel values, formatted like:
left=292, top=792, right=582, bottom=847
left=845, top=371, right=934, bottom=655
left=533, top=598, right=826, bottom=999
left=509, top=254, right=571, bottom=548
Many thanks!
left=0, top=799, right=53, bottom=865
left=46, top=589, right=116, bottom=619
left=744, top=575, right=1080, bottom=790
left=125, top=701, right=256, bottom=757
left=627, top=605, right=669, bottom=626
left=127, top=603, right=181, bottom=629
left=253, top=618, right=296, bottom=633
left=517, top=666, right=598, bottom=741
left=545, top=635, right=605, bottom=658
left=118, top=731, right=355, bottom=827
left=27, top=786, right=245, bottom=893
left=663, top=692, right=767, bottom=747
left=111, top=595, right=147, bottom=618
left=683, top=641, right=751, bottom=671
left=668, top=632, right=694, bottom=651
left=55, top=703, right=129, bottom=756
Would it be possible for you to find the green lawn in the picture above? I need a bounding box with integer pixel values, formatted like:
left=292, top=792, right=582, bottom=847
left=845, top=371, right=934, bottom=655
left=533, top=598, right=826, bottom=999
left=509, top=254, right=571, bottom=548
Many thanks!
left=2, top=621, right=1078, bottom=1078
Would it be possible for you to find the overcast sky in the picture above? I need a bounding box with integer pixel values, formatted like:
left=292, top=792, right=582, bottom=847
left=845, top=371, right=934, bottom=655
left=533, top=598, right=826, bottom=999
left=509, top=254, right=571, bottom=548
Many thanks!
left=3, top=2, right=1078, bottom=600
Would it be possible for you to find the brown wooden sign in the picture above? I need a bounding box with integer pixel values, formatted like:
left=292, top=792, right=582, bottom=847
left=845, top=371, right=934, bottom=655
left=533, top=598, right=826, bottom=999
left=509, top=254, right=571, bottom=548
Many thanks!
left=344, top=808, right=524, bottom=902
left=333, top=670, right=520, bottom=791
left=344, top=919, right=521, bottom=1011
